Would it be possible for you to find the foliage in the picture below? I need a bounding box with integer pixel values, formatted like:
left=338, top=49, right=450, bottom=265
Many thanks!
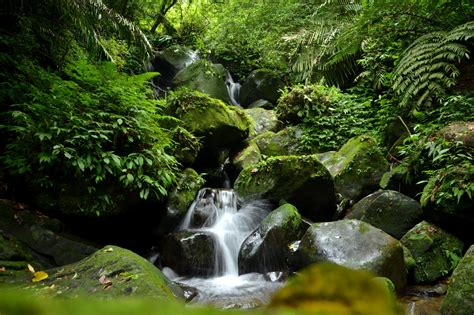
left=276, top=84, right=388, bottom=151
left=0, top=54, right=178, bottom=216
left=393, top=21, right=474, bottom=108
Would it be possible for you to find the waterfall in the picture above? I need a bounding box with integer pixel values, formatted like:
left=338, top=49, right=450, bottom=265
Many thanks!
left=225, top=71, right=241, bottom=107
left=178, top=188, right=268, bottom=276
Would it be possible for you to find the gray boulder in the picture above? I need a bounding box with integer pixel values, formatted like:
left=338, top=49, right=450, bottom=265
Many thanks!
left=240, top=69, right=283, bottom=107
left=290, top=219, right=406, bottom=292
left=345, top=190, right=422, bottom=239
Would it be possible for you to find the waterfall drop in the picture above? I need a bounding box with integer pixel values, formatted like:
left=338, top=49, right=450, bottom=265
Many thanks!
left=225, top=71, right=241, bottom=107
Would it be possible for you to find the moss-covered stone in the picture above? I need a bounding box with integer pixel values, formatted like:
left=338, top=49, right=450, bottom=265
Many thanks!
left=253, top=126, right=309, bottom=156
left=268, top=263, right=403, bottom=315
left=173, top=60, right=230, bottom=103
left=232, top=143, right=262, bottom=171
left=441, top=245, right=474, bottom=315
left=400, top=221, right=464, bottom=284
left=158, top=169, right=205, bottom=234
left=290, top=219, right=406, bottom=292
left=167, top=90, right=250, bottom=154
left=247, top=99, right=274, bottom=109
left=438, top=121, right=474, bottom=147
left=240, top=69, right=283, bottom=107
left=244, top=108, right=282, bottom=138
left=238, top=203, right=303, bottom=274
left=10, top=246, right=180, bottom=300
left=345, top=190, right=422, bottom=239
left=169, top=127, right=202, bottom=165
left=322, top=135, right=389, bottom=202
left=234, top=155, right=336, bottom=221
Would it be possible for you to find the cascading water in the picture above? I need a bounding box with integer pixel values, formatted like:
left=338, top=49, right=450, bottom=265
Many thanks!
left=164, top=188, right=284, bottom=308
left=225, top=71, right=241, bottom=107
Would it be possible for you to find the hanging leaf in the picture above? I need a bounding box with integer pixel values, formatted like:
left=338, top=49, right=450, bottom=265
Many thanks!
left=32, top=271, right=49, bottom=282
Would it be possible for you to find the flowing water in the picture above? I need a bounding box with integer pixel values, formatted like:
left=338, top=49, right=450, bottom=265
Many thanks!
left=225, top=71, right=241, bottom=107
left=165, top=188, right=284, bottom=308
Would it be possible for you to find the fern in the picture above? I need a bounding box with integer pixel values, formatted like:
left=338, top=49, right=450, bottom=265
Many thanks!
left=392, top=21, right=474, bottom=108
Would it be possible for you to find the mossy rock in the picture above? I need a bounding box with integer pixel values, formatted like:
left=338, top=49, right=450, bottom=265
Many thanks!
left=247, top=99, right=274, bottom=109
left=152, top=45, right=198, bottom=85
left=234, top=155, right=336, bottom=221
left=169, top=127, right=202, bottom=165
left=240, top=69, right=283, bottom=107
left=268, top=263, right=403, bottom=315
left=232, top=142, right=262, bottom=171
left=158, top=169, right=205, bottom=234
left=438, top=121, right=474, bottom=147
left=173, top=60, right=230, bottom=103
left=166, top=90, right=250, bottom=154
left=441, top=245, right=474, bottom=315
left=400, top=221, right=464, bottom=284
left=244, top=108, right=282, bottom=138
left=322, top=135, right=389, bottom=202
left=238, top=203, right=303, bottom=274
left=252, top=126, right=309, bottom=156
left=345, top=190, right=422, bottom=239
left=290, top=219, right=406, bottom=292
left=14, top=246, right=180, bottom=300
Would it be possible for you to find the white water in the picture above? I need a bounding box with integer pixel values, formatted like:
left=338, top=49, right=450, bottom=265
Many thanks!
left=169, top=188, right=284, bottom=308
left=225, top=71, right=241, bottom=107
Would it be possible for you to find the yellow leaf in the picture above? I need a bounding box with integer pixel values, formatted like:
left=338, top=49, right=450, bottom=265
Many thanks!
left=104, top=247, right=114, bottom=252
left=32, top=271, right=48, bottom=282
left=27, top=264, right=35, bottom=273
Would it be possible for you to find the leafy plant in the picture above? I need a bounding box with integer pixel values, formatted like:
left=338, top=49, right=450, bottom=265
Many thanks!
left=0, top=55, right=178, bottom=216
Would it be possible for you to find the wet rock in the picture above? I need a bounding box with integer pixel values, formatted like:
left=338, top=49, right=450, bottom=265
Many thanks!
left=269, top=263, right=403, bottom=315
left=290, top=219, right=406, bottom=291
left=238, top=203, right=303, bottom=274
left=240, top=69, right=283, bottom=107
left=322, top=135, right=389, bottom=202
left=152, top=45, right=198, bottom=87
left=244, top=108, right=282, bottom=138
left=345, top=190, right=422, bottom=239
left=161, top=230, right=215, bottom=277
left=232, top=143, right=262, bottom=171
left=400, top=221, right=463, bottom=284
left=400, top=296, right=444, bottom=315
left=264, top=271, right=290, bottom=282
left=173, top=60, right=230, bottom=103
left=158, top=169, right=205, bottom=234
left=441, top=245, right=474, bottom=315
left=20, top=246, right=181, bottom=300
left=234, top=155, right=336, bottom=221
left=247, top=99, right=274, bottom=109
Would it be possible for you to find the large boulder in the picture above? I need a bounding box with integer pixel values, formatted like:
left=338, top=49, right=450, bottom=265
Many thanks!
left=240, top=69, right=283, bottom=107
left=21, top=246, right=180, bottom=300
left=441, top=245, right=474, bottom=315
left=161, top=230, right=215, bottom=277
left=173, top=60, right=230, bottom=103
left=232, top=142, right=262, bottom=172
left=234, top=155, right=336, bottom=221
left=166, top=90, right=251, bottom=155
left=238, top=204, right=303, bottom=274
left=438, top=121, right=474, bottom=147
left=158, top=169, right=205, bottom=234
left=400, top=221, right=464, bottom=283
left=252, top=126, right=308, bottom=156
left=290, top=219, right=406, bottom=291
left=268, top=263, right=403, bottom=315
left=152, top=45, right=198, bottom=85
left=244, top=108, right=282, bottom=138
left=322, top=135, right=389, bottom=202
left=345, top=190, right=422, bottom=239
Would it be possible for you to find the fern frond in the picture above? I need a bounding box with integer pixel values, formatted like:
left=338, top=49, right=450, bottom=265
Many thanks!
left=392, top=21, right=474, bottom=108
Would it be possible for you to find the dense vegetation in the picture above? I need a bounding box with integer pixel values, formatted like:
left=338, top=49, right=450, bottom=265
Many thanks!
left=1, top=1, right=472, bottom=216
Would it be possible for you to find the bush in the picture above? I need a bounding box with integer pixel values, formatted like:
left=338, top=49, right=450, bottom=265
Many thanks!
left=0, top=55, right=178, bottom=216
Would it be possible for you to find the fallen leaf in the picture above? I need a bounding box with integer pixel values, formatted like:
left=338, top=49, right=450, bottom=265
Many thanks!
left=251, top=168, right=258, bottom=174
left=104, top=247, right=114, bottom=252
left=72, top=272, right=78, bottom=279
left=27, top=264, right=35, bottom=273
left=14, top=203, right=25, bottom=210
left=32, top=271, right=48, bottom=282
left=99, top=275, right=112, bottom=285
left=49, top=284, right=56, bottom=289
left=0, top=267, right=6, bottom=272
left=104, top=282, right=113, bottom=290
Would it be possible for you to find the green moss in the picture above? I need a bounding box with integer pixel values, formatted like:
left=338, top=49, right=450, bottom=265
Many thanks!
left=233, top=143, right=262, bottom=170
left=401, top=221, right=464, bottom=283
left=167, top=168, right=205, bottom=214
left=253, top=126, right=309, bottom=156
left=269, top=263, right=403, bottom=315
